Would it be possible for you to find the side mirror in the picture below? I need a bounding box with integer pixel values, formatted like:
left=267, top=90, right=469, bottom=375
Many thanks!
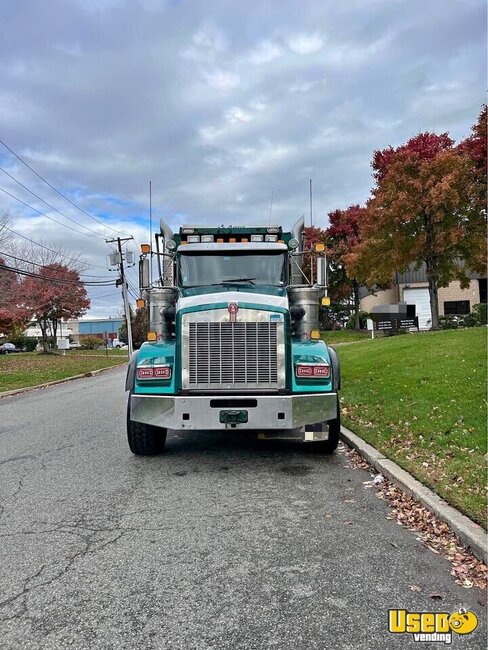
left=139, top=258, right=150, bottom=289
left=316, top=254, right=327, bottom=287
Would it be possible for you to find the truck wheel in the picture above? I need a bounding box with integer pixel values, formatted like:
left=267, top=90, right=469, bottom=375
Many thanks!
left=126, top=396, right=167, bottom=455
left=310, top=396, right=341, bottom=454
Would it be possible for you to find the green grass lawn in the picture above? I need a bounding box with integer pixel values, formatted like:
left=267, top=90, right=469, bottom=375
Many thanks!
left=66, top=348, right=128, bottom=356
left=321, top=330, right=372, bottom=344
left=334, top=328, right=487, bottom=527
left=0, top=352, right=127, bottom=392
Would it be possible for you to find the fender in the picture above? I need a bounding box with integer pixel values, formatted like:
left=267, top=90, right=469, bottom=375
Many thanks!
left=125, top=351, right=139, bottom=392
left=328, top=346, right=341, bottom=391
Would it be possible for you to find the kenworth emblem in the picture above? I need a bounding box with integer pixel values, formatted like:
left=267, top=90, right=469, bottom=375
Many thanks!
left=228, top=302, right=239, bottom=322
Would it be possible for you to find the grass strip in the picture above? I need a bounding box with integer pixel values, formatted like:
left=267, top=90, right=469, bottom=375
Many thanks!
left=334, top=328, right=487, bottom=527
left=321, top=330, right=372, bottom=344
left=0, top=352, right=127, bottom=392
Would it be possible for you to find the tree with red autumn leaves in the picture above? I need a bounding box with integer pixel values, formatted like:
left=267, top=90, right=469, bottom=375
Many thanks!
left=0, top=259, right=31, bottom=336
left=22, top=264, right=90, bottom=352
left=301, top=225, right=328, bottom=282
left=346, top=124, right=486, bottom=329
left=458, top=105, right=487, bottom=220
left=326, top=205, right=368, bottom=330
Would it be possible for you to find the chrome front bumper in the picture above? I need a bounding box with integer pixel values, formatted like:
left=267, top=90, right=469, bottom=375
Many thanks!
left=130, top=392, right=338, bottom=431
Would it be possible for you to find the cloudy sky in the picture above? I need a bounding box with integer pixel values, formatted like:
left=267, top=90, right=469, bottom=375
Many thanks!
left=0, top=0, right=485, bottom=317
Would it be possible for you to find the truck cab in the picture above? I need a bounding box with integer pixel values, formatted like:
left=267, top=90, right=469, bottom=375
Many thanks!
left=125, top=219, right=340, bottom=455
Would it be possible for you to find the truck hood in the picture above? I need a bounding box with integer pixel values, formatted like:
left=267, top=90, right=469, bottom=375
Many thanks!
left=177, top=285, right=288, bottom=310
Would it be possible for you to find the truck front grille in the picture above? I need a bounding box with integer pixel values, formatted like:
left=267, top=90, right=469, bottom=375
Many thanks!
left=185, top=321, right=283, bottom=390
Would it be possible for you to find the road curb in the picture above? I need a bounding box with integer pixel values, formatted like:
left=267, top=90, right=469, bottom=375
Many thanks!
left=0, top=363, right=127, bottom=399
left=340, top=425, right=487, bottom=565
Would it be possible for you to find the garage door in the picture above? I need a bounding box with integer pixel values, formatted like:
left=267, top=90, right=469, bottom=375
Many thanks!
left=403, top=288, right=431, bottom=329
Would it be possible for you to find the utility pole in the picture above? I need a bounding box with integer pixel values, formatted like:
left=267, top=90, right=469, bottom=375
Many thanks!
left=309, top=178, right=313, bottom=227
left=106, top=236, right=134, bottom=357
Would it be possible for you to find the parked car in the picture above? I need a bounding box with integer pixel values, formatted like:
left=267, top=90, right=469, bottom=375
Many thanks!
left=69, top=341, right=82, bottom=349
left=0, top=342, right=22, bottom=354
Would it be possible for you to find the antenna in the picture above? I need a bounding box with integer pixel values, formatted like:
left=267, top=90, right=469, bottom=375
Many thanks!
left=309, top=179, right=313, bottom=227
left=149, top=180, right=152, bottom=284
left=268, top=190, right=274, bottom=226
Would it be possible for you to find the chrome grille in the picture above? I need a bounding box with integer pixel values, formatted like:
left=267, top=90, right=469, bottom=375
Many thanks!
left=186, top=321, right=282, bottom=390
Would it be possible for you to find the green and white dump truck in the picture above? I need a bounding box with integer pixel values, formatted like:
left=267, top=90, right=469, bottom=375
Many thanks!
left=125, top=218, right=341, bottom=455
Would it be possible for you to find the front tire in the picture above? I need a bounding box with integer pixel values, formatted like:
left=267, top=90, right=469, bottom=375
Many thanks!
left=310, top=396, right=341, bottom=454
left=127, top=396, right=167, bottom=455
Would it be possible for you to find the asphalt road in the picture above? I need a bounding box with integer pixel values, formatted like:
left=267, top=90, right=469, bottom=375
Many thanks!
left=0, top=367, right=485, bottom=649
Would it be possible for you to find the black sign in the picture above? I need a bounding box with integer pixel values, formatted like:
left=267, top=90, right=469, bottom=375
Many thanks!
left=398, top=318, right=419, bottom=329
left=377, top=320, right=394, bottom=330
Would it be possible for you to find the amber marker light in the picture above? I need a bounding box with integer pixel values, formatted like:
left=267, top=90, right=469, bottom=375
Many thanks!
left=147, top=331, right=157, bottom=341
left=310, top=329, right=320, bottom=340
left=141, top=243, right=151, bottom=254
left=315, top=243, right=325, bottom=252
left=136, top=298, right=145, bottom=309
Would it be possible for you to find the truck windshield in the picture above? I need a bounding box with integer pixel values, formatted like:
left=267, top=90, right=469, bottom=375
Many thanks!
left=179, top=252, right=287, bottom=288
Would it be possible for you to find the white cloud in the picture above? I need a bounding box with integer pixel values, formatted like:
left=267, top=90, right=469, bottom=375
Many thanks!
left=287, top=32, right=324, bottom=55
left=203, top=69, right=240, bottom=91
left=0, top=0, right=484, bottom=317
left=225, top=106, right=253, bottom=124
left=246, top=40, right=283, bottom=64
left=182, top=23, right=228, bottom=62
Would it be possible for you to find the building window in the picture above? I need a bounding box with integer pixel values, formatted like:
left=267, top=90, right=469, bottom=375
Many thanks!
left=444, top=300, right=470, bottom=315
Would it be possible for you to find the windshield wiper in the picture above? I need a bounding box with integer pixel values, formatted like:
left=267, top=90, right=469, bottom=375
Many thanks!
left=182, top=278, right=257, bottom=288
left=221, top=277, right=256, bottom=284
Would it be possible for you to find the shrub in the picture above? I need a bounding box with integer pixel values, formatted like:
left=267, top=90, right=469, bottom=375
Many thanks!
left=81, top=336, right=103, bottom=350
left=7, top=336, right=38, bottom=351
left=23, top=337, right=39, bottom=352
left=463, top=303, right=487, bottom=328
left=346, top=311, right=369, bottom=330
left=439, top=315, right=460, bottom=330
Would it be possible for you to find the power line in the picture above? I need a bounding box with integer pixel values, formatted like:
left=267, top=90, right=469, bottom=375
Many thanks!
left=0, top=166, right=107, bottom=239
left=0, top=263, right=115, bottom=286
left=0, top=186, right=103, bottom=240
left=0, top=138, right=124, bottom=236
left=0, top=251, right=113, bottom=279
left=0, top=224, right=109, bottom=270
